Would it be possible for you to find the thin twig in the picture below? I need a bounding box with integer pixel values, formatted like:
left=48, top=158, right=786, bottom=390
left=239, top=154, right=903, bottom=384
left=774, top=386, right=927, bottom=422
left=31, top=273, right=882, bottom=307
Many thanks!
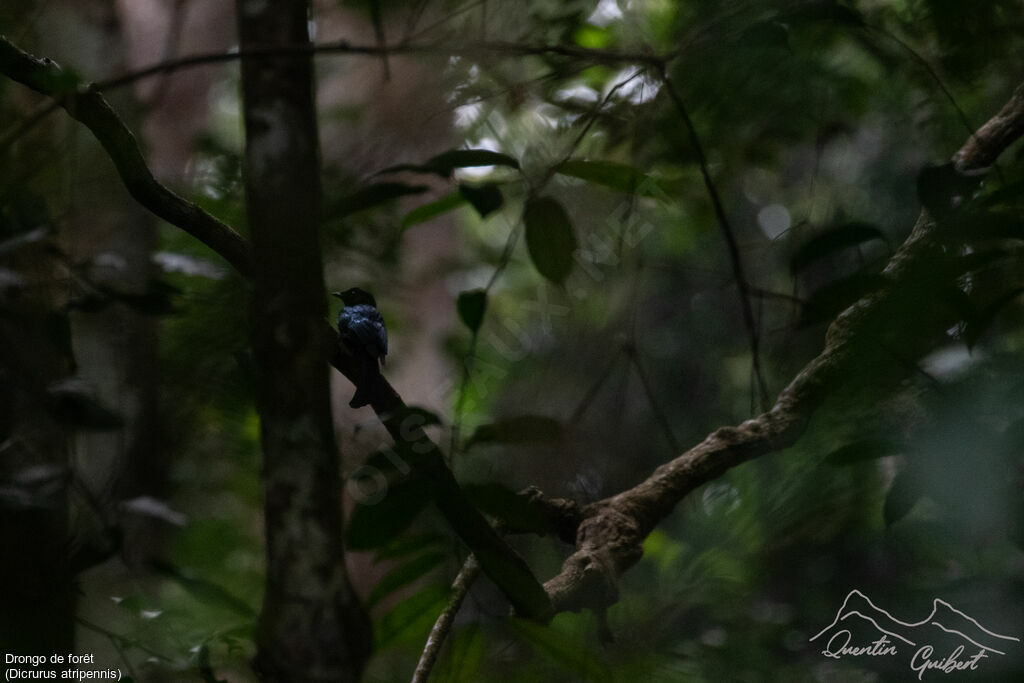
left=449, top=221, right=521, bottom=457
left=568, top=349, right=625, bottom=425
left=0, top=96, right=60, bottom=153
left=538, top=68, right=647, bottom=190
left=539, top=78, right=1024, bottom=618
left=2, top=38, right=661, bottom=153
left=402, top=0, right=488, bottom=45
left=625, top=344, right=682, bottom=454
left=89, top=40, right=665, bottom=94
left=866, top=24, right=976, bottom=140
left=76, top=616, right=169, bottom=672
left=658, top=66, right=771, bottom=412
left=411, top=555, right=482, bottom=683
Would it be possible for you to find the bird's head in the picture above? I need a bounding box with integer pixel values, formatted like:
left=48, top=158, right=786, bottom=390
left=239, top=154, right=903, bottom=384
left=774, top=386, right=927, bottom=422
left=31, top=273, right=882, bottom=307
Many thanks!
left=332, top=287, right=377, bottom=308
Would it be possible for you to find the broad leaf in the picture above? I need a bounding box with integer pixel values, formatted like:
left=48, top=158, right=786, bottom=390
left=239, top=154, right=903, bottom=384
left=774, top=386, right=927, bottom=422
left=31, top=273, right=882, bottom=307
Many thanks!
left=379, top=149, right=520, bottom=177
left=330, top=182, right=428, bottom=218
left=459, top=183, right=504, bottom=218
left=556, top=159, right=666, bottom=196
left=375, top=585, right=450, bottom=649
left=365, top=550, right=446, bottom=609
left=347, top=476, right=436, bottom=550
left=150, top=560, right=255, bottom=618
left=466, top=414, right=563, bottom=448
left=790, top=222, right=887, bottom=274
left=456, top=289, right=488, bottom=333
left=799, top=272, right=885, bottom=327
left=824, top=438, right=902, bottom=467
left=401, top=192, right=465, bottom=229
left=523, top=196, right=578, bottom=285
left=463, top=482, right=556, bottom=535
left=883, top=470, right=921, bottom=527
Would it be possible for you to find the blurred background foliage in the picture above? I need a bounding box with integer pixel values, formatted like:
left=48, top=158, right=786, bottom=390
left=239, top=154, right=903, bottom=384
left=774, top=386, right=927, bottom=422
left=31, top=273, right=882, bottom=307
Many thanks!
left=3, top=0, right=1024, bottom=680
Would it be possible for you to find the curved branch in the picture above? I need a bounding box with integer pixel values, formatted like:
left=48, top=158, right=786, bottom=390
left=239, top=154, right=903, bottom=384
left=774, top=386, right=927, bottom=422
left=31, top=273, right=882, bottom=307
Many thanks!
left=0, top=33, right=550, bottom=623
left=541, top=79, right=1024, bottom=615
left=0, top=37, right=254, bottom=277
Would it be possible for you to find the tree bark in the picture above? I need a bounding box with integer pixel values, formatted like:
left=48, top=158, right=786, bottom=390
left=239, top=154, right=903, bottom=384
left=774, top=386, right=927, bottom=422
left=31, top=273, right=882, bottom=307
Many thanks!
left=235, top=1, right=369, bottom=680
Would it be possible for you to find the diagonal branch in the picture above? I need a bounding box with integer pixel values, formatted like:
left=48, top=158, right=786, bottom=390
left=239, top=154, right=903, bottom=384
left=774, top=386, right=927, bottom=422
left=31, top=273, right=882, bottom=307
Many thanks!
left=540, top=79, right=1024, bottom=616
left=0, top=34, right=550, bottom=623
left=0, top=37, right=254, bottom=277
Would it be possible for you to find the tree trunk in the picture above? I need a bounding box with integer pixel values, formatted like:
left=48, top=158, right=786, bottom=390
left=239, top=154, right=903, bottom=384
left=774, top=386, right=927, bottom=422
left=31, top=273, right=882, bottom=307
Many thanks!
left=0, top=239, right=75, bottom=653
left=235, top=1, right=370, bottom=680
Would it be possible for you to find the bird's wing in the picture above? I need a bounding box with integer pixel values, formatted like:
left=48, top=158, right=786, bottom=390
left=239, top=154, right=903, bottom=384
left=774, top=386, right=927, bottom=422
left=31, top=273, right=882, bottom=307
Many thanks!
left=341, top=308, right=387, bottom=361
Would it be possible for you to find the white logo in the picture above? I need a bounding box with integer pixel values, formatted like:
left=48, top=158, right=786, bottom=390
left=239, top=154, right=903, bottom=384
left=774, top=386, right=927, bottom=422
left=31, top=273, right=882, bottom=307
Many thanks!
left=810, top=589, right=1019, bottom=679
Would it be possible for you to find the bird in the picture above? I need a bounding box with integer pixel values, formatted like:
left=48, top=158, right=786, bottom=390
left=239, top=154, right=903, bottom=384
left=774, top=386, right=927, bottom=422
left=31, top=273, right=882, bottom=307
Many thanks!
left=333, top=287, right=387, bottom=408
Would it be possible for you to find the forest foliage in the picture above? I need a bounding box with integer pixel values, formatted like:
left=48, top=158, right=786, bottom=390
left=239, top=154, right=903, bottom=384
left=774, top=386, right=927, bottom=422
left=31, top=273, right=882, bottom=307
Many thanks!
left=2, top=0, right=1024, bottom=681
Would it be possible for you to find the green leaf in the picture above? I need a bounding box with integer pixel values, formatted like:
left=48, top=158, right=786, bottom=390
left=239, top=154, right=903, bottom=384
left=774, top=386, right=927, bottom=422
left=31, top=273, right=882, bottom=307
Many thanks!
left=784, top=2, right=865, bottom=27
left=799, top=272, right=885, bottom=327
left=555, top=159, right=666, bottom=196
left=789, top=222, right=887, bottom=274
left=523, top=196, right=578, bottom=285
left=466, top=414, right=563, bottom=448
left=824, top=438, right=902, bottom=467
left=436, top=624, right=487, bottom=681
left=347, top=476, right=437, bottom=550
left=458, top=183, right=504, bottom=218
left=574, top=25, right=610, bottom=48
left=400, top=192, right=466, bottom=229
left=150, top=560, right=256, bottom=618
left=379, top=149, right=520, bottom=177
left=741, top=21, right=790, bottom=51
left=365, top=550, right=446, bottom=609
left=463, top=482, right=556, bottom=535
left=374, top=584, right=450, bottom=649
left=374, top=532, right=447, bottom=561
left=456, top=289, right=488, bottom=333
left=509, top=618, right=611, bottom=682
left=330, top=182, right=428, bottom=218
left=883, top=470, right=921, bottom=527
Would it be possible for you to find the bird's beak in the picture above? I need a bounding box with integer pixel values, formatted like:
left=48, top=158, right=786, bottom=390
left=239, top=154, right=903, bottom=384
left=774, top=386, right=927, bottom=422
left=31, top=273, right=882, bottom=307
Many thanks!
left=331, top=291, right=343, bottom=299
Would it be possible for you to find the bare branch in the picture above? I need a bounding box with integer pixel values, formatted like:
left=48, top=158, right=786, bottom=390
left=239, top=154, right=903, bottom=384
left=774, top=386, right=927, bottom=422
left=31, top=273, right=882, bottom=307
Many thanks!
left=0, top=33, right=550, bottom=624
left=0, top=37, right=253, bottom=277
left=541, top=78, right=1024, bottom=616
left=411, top=555, right=481, bottom=683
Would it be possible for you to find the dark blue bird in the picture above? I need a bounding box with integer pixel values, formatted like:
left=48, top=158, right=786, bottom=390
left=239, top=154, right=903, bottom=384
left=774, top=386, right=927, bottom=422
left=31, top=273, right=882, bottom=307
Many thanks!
left=333, top=287, right=387, bottom=407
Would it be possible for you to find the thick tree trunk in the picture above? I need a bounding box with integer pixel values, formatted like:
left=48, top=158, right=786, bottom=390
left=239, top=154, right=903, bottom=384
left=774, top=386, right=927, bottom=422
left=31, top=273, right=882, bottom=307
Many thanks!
left=0, top=242, right=75, bottom=653
left=235, top=1, right=370, bottom=680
